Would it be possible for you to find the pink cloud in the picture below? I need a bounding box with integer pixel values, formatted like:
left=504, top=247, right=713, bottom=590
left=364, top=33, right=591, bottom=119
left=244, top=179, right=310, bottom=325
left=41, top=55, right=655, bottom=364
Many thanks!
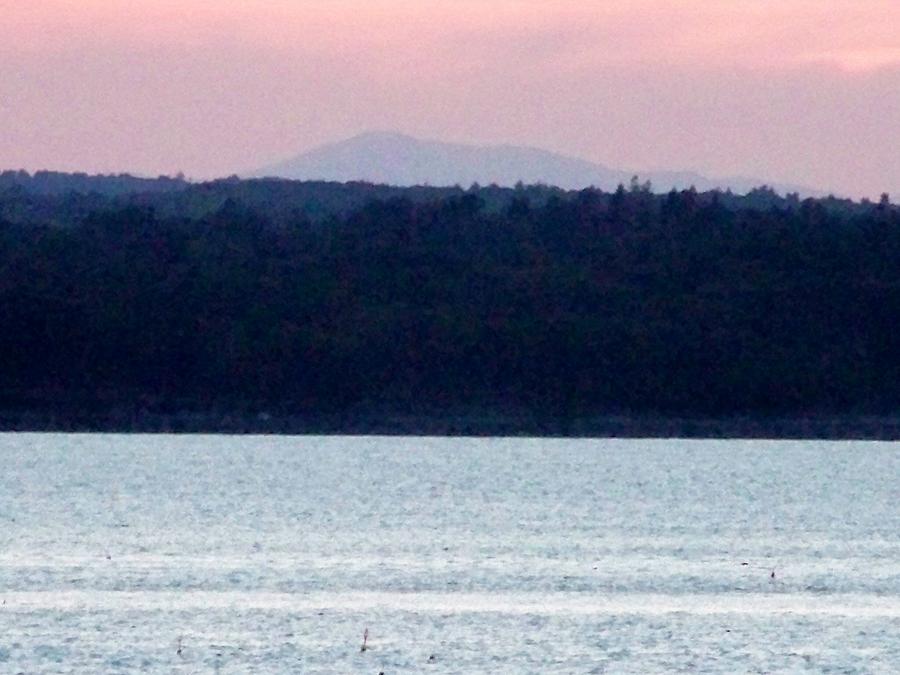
left=5, top=1, right=897, bottom=67
left=802, top=49, right=900, bottom=72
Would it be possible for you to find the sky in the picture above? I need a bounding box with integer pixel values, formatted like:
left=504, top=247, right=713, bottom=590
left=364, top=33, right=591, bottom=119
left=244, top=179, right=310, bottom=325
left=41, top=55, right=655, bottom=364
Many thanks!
left=1, top=1, right=898, bottom=197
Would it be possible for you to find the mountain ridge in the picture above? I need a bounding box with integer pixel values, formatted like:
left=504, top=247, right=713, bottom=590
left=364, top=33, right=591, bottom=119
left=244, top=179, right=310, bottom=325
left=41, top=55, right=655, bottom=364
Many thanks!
left=254, top=131, right=820, bottom=197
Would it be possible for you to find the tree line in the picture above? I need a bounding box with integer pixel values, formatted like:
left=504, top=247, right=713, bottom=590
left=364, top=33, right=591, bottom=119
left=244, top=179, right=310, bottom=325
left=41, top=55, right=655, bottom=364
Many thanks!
left=1, top=176, right=897, bottom=428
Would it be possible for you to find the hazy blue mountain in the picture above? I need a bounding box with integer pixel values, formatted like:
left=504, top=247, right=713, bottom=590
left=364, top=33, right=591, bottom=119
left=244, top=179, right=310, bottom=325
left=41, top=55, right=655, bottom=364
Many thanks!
left=254, top=132, right=819, bottom=196
left=0, top=170, right=187, bottom=196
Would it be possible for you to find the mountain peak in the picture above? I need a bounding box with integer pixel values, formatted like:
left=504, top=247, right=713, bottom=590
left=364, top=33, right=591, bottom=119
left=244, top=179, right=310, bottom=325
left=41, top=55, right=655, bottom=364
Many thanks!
left=253, top=132, right=819, bottom=196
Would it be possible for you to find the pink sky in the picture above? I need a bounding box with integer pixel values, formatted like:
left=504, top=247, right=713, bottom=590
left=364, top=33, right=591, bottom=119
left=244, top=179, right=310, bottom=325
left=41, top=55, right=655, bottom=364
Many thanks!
left=2, top=0, right=898, bottom=196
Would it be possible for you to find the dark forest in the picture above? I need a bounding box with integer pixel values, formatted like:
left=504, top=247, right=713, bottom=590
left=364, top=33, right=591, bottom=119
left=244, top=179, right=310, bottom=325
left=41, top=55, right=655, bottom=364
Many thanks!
left=1, top=172, right=898, bottom=436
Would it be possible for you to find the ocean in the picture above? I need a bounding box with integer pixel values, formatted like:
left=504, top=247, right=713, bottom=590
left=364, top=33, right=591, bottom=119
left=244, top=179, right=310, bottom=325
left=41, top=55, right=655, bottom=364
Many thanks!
left=1, top=434, right=898, bottom=673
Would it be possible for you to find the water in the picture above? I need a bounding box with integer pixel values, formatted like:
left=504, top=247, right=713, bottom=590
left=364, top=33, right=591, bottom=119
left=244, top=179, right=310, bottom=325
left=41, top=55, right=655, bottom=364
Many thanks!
left=1, top=434, right=898, bottom=673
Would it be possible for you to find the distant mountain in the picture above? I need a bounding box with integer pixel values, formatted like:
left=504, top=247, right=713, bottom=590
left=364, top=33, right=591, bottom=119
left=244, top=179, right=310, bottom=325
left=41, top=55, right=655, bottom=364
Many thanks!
left=254, top=132, right=819, bottom=196
left=0, top=170, right=187, bottom=196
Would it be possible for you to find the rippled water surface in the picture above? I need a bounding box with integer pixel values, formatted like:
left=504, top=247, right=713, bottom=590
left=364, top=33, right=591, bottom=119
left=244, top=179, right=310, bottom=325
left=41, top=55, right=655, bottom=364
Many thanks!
left=1, top=434, right=898, bottom=673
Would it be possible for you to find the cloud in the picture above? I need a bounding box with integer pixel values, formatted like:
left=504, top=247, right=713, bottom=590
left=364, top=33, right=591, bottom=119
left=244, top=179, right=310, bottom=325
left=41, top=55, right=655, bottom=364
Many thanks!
left=801, top=49, right=900, bottom=72
left=4, top=1, right=898, bottom=68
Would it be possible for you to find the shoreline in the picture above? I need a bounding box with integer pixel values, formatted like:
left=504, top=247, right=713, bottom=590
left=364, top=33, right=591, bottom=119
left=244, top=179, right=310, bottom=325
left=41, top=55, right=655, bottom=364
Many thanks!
left=1, top=410, right=899, bottom=440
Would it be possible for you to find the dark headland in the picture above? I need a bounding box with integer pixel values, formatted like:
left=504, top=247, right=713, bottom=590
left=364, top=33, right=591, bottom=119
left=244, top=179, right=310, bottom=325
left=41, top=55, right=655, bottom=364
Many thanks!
left=1, top=171, right=897, bottom=439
